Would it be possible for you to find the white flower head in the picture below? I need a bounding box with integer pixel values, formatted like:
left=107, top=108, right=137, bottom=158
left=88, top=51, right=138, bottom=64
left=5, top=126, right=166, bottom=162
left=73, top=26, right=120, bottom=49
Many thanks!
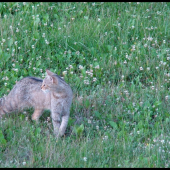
left=62, top=71, right=67, bottom=76
left=42, top=33, right=45, bottom=37
left=95, top=65, right=100, bottom=69
left=79, top=65, right=84, bottom=70
left=23, top=162, right=26, bottom=165
left=140, top=67, right=143, bottom=71
left=83, top=157, right=87, bottom=162
left=165, top=95, right=168, bottom=100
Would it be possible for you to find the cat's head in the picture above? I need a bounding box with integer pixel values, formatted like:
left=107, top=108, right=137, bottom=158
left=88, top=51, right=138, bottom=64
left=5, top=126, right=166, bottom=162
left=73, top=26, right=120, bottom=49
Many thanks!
left=41, top=69, right=58, bottom=93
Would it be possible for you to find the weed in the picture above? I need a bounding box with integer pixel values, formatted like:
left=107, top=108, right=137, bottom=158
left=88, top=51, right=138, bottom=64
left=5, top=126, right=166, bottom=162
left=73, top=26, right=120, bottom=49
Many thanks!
left=0, top=2, right=170, bottom=168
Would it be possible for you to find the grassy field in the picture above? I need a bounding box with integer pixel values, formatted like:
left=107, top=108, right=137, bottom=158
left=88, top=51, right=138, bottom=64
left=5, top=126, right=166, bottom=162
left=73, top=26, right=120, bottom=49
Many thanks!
left=0, top=2, right=170, bottom=167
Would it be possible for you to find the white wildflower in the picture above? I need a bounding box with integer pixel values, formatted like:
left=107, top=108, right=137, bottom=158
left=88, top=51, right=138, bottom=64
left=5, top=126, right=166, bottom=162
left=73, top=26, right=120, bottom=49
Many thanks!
left=42, top=33, right=45, bottom=37
left=62, top=71, right=67, bottom=76
left=83, top=157, right=87, bottom=162
left=96, top=125, right=99, bottom=130
left=140, top=67, right=143, bottom=71
left=22, top=162, right=26, bottom=166
left=79, top=65, right=84, bottom=70
left=95, top=65, right=99, bottom=69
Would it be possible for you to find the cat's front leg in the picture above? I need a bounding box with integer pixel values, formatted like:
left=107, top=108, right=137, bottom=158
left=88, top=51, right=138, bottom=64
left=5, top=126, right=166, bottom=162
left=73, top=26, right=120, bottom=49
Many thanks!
left=51, top=111, right=61, bottom=138
left=59, top=114, right=69, bottom=137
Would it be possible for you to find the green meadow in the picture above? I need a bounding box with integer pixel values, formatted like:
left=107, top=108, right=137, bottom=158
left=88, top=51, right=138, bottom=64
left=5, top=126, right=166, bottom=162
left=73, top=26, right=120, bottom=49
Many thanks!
left=0, top=2, right=170, bottom=167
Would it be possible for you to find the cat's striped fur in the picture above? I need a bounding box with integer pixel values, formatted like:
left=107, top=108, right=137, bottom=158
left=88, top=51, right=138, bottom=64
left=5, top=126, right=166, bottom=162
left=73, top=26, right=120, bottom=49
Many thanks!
left=0, top=77, right=50, bottom=118
left=0, top=69, right=73, bottom=138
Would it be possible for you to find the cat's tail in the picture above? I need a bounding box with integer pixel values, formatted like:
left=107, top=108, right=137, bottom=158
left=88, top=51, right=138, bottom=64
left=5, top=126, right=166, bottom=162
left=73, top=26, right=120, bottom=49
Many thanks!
left=0, top=95, right=18, bottom=116
left=0, top=97, right=9, bottom=116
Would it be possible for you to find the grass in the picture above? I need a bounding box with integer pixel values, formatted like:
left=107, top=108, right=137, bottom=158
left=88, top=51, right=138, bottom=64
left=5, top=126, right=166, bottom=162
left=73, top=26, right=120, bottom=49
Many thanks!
left=0, top=2, right=170, bottom=167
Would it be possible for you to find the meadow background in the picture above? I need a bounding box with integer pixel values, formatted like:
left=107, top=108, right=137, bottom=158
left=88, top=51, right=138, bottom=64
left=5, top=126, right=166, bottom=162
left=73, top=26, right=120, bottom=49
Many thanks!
left=0, top=2, right=170, bottom=167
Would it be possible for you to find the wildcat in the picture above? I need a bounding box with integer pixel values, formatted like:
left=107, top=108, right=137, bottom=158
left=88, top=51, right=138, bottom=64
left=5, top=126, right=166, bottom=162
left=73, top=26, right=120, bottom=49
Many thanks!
left=41, top=69, right=73, bottom=138
left=0, top=69, right=73, bottom=138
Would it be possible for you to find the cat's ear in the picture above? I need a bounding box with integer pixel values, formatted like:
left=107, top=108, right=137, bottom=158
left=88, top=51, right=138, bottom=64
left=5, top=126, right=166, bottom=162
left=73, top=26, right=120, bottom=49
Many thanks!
left=51, top=75, right=58, bottom=84
left=46, top=69, right=54, bottom=76
left=49, top=76, right=54, bottom=83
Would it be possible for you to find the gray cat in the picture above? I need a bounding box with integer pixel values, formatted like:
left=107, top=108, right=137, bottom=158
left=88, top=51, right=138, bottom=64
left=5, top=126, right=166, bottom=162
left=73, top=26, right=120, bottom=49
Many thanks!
left=0, top=69, right=73, bottom=138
